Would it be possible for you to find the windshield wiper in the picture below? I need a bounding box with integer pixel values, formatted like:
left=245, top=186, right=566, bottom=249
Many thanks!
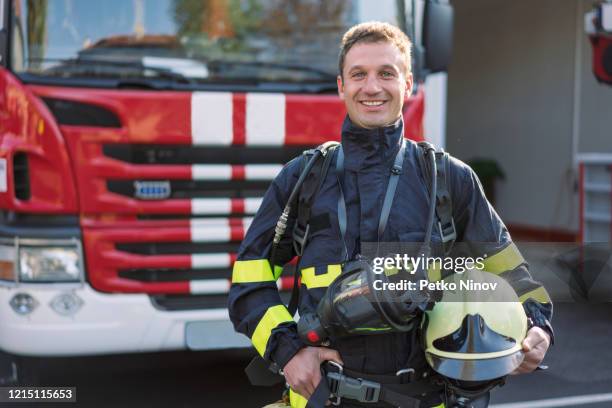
left=37, top=58, right=195, bottom=84
left=205, top=59, right=337, bottom=82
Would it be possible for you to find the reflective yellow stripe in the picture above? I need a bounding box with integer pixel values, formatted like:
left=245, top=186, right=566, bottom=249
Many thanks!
left=301, top=264, right=342, bottom=289
left=519, top=286, right=551, bottom=304
left=289, top=389, right=307, bottom=408
left=430, top=404, right=445, bottom=408
left=384, top=265, right=399, bottom=276
left=427, top=265, right=442, bottom=282
left=232, top=259, right=275, bottom=283
left=274, top=265, right=284, bottom=280
left=252, top=305, right=294, bottom=356
left=482, top=243, right=525, bottom=273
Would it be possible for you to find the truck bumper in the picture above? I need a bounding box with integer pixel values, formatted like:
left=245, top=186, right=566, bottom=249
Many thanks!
left=0, top=283, right=251, bottom=356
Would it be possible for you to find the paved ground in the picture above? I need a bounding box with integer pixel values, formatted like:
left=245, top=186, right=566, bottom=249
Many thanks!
left=2, top=303, right=610, bottom=408
left=490, top=303, right=612, bottom=408
left=3, top=243, right=612, bottom=408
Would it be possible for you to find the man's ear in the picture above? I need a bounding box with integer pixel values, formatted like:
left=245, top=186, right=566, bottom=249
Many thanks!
left=404, top=72, right=414, bottom=99
left=406, top=73, right=413, bottom=93
left=337, top=75, right=345, bottom=100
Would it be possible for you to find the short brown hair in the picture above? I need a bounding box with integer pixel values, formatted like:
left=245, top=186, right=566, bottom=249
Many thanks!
left=338, top=21, right=412, bottom=78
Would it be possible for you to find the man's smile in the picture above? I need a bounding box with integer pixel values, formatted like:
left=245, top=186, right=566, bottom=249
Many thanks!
left=359, top=100, right=387, bottom=107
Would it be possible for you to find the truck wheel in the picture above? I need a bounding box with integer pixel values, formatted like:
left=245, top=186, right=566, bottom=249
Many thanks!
left=0, top=352, right=40, bottom=386
left=0, top=351, right=18, bottom=385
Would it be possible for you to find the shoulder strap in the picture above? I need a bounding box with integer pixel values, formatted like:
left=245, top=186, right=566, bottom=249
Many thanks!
left=287, top=142, right=339, bottom=316
left=292, top=142, right=339, bottom=256
left=378, top=139, right=406, bottom=243
left=416, top=142, right=456, bottom=255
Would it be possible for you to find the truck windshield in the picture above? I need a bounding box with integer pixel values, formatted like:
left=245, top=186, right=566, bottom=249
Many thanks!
left=10, top=0, right=409, bottom=89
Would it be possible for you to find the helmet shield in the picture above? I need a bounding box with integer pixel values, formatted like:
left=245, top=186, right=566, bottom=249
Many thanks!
left=427, top=349, right=525, bottom=382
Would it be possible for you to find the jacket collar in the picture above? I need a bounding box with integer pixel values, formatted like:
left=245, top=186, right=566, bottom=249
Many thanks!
left=340, top=115, right=404, bottom=171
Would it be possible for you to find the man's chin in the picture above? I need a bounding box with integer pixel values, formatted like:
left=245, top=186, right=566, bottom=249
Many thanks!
left=348, top=112, right=402, bottom=129
left=359, top=118, right=397, bottom=129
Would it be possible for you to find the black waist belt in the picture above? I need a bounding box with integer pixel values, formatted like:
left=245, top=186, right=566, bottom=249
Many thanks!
left=306, top=363, right=443, bottom=408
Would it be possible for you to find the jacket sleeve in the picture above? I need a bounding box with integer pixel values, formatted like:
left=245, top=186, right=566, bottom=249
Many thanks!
left=228, top=157, right=306, bottom=368
left=449, top=158, right=554, bottom=342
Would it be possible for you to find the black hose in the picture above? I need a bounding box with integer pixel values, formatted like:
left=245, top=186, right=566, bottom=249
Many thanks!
left=269, top=149, right=323, bottom=265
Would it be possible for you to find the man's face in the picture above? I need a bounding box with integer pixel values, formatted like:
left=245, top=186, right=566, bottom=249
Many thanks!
left=337, top=41, right=413, bottom=129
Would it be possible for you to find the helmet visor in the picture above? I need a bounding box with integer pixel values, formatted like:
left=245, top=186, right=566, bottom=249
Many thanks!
left=426, top=349, right=524, bottom=381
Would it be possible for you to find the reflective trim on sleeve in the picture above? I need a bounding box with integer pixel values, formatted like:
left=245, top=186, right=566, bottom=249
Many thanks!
left=427, top=265, right=442, bottom=282
left=301, top=264, right=342, bottom=289
left=252, top=305, right=294, bottom=356
left=232, top=259, right=275, bottom=283
left=289, top=389, right=308, bottom=408
left=274, top=265, right=284, bottom=280
left=519, top=286, right=551, bottom=304
left=482, top=243, right=525, bottom=273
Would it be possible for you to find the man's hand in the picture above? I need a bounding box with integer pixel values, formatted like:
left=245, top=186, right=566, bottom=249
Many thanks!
left=282, top=347, right=343, bottom=400
left=511, top=326, right=551, bottom=374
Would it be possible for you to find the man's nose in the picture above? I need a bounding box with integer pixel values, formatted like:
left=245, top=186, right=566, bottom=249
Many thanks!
left=362, top=74, right=382, bottom=94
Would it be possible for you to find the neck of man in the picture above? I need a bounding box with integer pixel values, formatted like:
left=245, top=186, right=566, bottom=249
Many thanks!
left=340, top=115, right=404, bottom=171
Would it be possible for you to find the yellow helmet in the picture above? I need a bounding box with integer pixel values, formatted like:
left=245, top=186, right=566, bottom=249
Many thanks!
left=421, top=269, right=528, bottom=382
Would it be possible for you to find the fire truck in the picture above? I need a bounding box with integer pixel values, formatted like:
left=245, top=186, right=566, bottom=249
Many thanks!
left=0, top=0, right=452, bottom=384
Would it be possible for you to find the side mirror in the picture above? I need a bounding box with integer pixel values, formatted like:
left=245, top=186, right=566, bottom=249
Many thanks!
left=422, top=0, right=454, bottom=73
left=586, top=3, right=612, bottom=85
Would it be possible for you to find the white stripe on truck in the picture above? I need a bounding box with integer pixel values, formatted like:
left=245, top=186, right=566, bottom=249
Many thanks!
left=191, top=92, right=233, bottom=145
left=246, top=93, right=285, bottom=145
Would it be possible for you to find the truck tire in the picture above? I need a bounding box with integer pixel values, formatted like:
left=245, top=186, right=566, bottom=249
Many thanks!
left=0, top=351, right=40, bottom=386
left=0, top=351, right=18, bottom=386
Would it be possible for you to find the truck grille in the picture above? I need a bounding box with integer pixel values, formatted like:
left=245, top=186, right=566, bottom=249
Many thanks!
left=106, top=179, right=270, bottom=199
left=29, top=88, right=349, bottom=306
left=78, top=140, right=308, bottom=302
left=103, top=145, right=305, bottom=165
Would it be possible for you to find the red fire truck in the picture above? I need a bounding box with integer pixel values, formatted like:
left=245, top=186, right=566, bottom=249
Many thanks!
left=0, top=0, right=452, bottom=384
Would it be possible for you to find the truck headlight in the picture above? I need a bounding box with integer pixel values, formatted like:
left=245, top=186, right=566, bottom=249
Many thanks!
left=19, top=244, right=82, bottom=282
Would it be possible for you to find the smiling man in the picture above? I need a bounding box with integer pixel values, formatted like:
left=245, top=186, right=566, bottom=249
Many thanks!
left=229, top=22, right=553, bottom=408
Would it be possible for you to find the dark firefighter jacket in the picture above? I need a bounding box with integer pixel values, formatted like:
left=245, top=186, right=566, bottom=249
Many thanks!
left=228, top=116, right=553, bottom=380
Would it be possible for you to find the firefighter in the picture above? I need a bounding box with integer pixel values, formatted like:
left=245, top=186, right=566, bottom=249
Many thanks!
left=228, top=22, right=553, bottom=408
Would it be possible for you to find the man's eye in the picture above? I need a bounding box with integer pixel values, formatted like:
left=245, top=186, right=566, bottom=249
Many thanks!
left=352, top=72, right=366, bottom=78
left=381, top=71, right=394, bottom=78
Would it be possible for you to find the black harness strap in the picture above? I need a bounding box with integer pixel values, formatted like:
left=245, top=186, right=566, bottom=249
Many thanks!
left=377, top=139, right=407, bottom=254
left=306, top=363, right=443, bottom=408
left=293, top=144, right=339, bottom=256
left=288, top=143, right=339, bottom=316
left=336, top=139, right=407, bottom=259
left=335, top=147, right=348, bottom=260
left=416, top=142, right=456, bottom=256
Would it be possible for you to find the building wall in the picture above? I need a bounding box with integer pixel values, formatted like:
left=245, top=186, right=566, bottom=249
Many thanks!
left=446, top=0, right=581, bottom=232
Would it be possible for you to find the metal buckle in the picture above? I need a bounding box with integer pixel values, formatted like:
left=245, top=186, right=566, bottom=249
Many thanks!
left=327, top=361, right=343, bottom=406
left=438, top=218, right=457, bottom=243
left=326, top=362, right=381, bottom=404
left=396, top=368, right=416, bottom=382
